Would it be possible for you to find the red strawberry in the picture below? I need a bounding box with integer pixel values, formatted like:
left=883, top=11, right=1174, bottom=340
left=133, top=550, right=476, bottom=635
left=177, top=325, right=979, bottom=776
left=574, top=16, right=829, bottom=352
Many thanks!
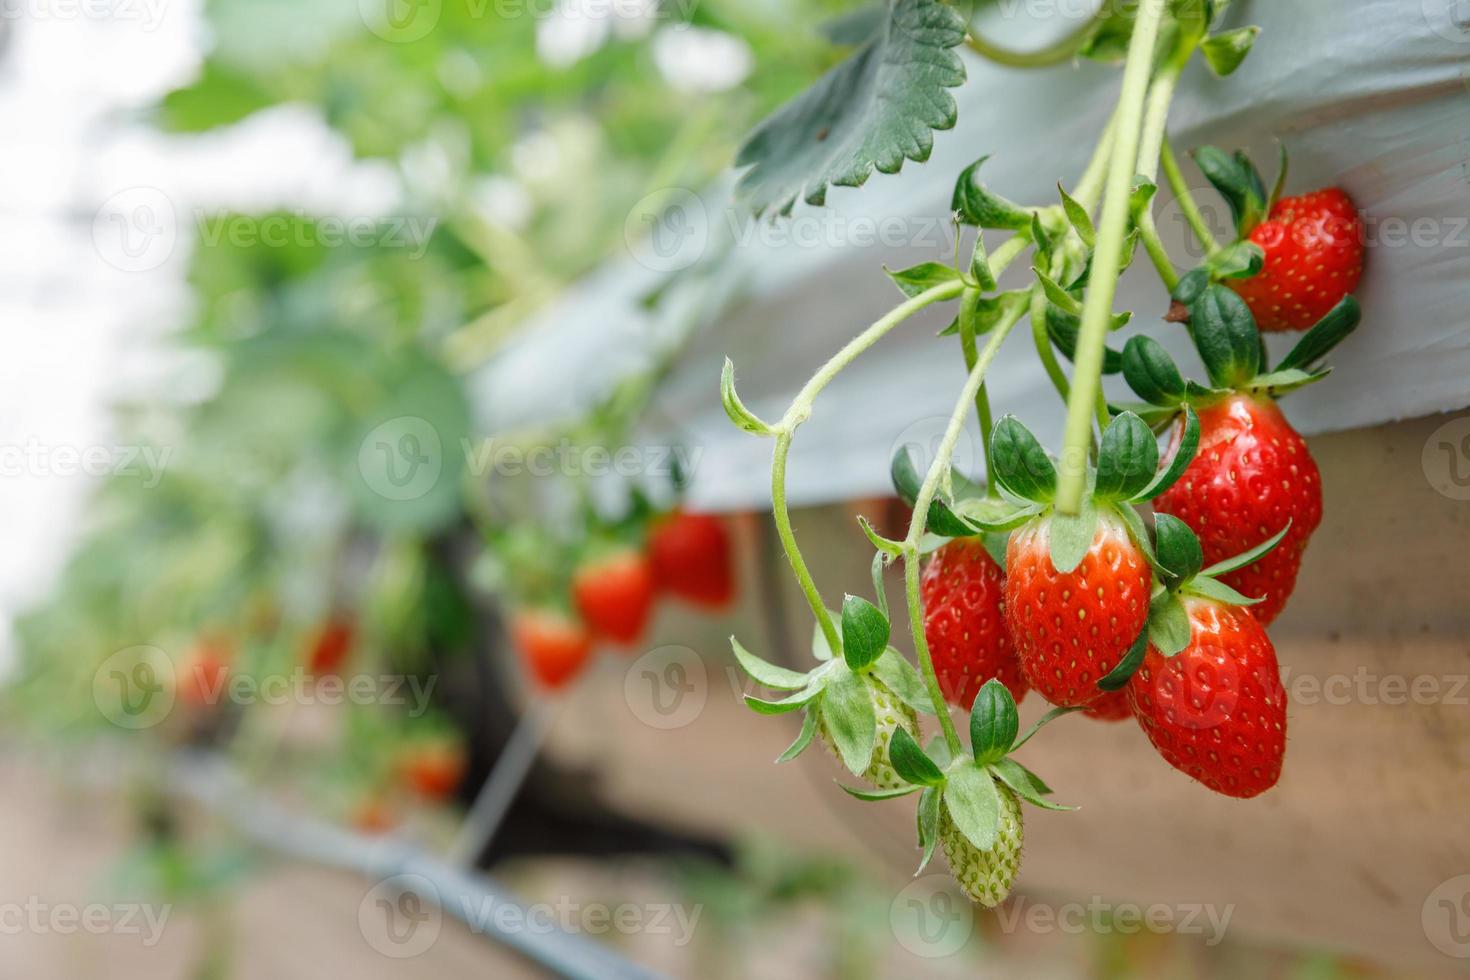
left=1153, top=395, right=1322, bottom=625
left=400, top=743, right=466, bottom=802
left=1126, top=596, right=1287, bottom=798
left=352, top=796, right=397, bottom=835
left=1228, top=188, right=1364, bottom=332
left=177, top=640, right=231, bottom=708
left=511, top=609, right=594, bottom=690
left=649, top=511, right=735, bottom=609
left=1083, top=689, right=1133, bottom=722
left=305, top=615, right=354, bottom=675
left=1005, top=507, right=1151, bottom=708
left=920, top=537, right=1027, bottom=710
left=573, top=549, right=657, bottom=646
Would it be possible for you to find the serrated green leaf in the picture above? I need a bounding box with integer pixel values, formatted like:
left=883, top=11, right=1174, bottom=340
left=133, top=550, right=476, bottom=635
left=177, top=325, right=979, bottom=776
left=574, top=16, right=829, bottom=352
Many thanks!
left=989, top=416, right=1056, bottom=503
left=841, top=594, right=890, bottom=671
left=1148, top=591, right=1192, bottom=657
left=1095, top=412, right=1161, bottom=501
left=1191, top=284, right=1261, bottom=388
left=735, top=0, right=967, bottom=215
left=889, top=726, right=946, bottom=786
left=1201, top=25, right=1261, bottom=76
left=820, top=670, right=877, bottom=776
left=885, top=261, right=964, bottom=299
left=732, top=636, right=812, bottom=690
left=969, top=679, right=1019, bottom=764
left=777, top=708, right=820, bottom=762
left=1047, top=497, right=1097, bottom=575
left=943, top=764, right=1001, bottom=852
left=1153, top=513, right=1204, bottom=583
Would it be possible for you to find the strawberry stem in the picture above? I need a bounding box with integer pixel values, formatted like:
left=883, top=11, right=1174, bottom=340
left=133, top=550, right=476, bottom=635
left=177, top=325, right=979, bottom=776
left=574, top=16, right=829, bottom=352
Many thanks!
left=1056, top=0, right=1170, bottom=515
left=963, top=9, right=1107, bottom=69
left=1161, top=141, right=1224, bottom=260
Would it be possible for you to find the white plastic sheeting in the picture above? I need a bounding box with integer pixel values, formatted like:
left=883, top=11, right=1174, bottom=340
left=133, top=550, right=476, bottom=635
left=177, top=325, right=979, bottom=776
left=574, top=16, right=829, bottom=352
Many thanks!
left=470, top=0, right=1470, bottom=511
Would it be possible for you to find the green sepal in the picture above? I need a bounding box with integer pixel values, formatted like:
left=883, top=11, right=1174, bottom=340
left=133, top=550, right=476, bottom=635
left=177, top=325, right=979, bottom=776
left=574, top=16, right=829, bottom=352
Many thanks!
left=858, top=515, right=904, bottom=557
left=989, top=416, right=1056, bottom=503
left=776, top=708, right=820, bottom=762
left=1059, top=184, right=1096, bottom=248
left=916, top=786, right=942, bottom=873
left=1201, top=25, right=1261, bottom=77
left=952, top=156, right=1033, bottom=230
left=1208, top=240, right=1265, bottom=281
left=840, top=784, right=921, bottom=802
left=1047, top=495, right=1098, bottom=576
left=1030, top=212, right=1055, bottom=264
left=885, top=261, right=964, bottom=300
left=732, top=636, right=812, bottom=690
left=1184, top=576, right=1262, bottom=607
left=1269, top=141, right=1290, bottom=212
left=1172, top=266, right=1211, bottom=307
left=990, top=758, right=1075, bottom=811
left=1095, top=412, right=1161, bottom=502
left=1113, top=501, right=1160, bottom=572
left=1191, top=284, right=1261, bottom=388
left=1121, top=335, right=1186, bottom=407
left=820, top=668, right=877, bottom=776
left=969, top=679, right=1020, bottom=765
left=746, top=684, right=825, bottom=715
left=952, top=497, right=1041, bottom=533
left=840, top=594, right=889, bottom=671
left=870, top=551, right=891, bottom=620
left=1199, top=520, right=1291, bottom=578
left=1134, top=404, right=1200, bottom=501
left=871, top=648, right=937, bottom=715
left=888, top=726, right=947, bottom=787
left=1035, top=267, right=1082, bottom=316
left=1192, top=146, right=1269, bottom=236
left=811, top=614, right=837, bottom=661
left=1129, top=177, right=1158, bottom=221
left=939, top=288, right=1029, bottom=337
left=1243, top=368, right=1329, bottom=398
left=1153, top=513, right=1204, bottom=584
left=943, top=763, right=1001, bottom=852
left=1046, top=305, right=1127, bottom=374
left=1011, top=705, right=1081, bottom=752
left=969, top=233, right=998, bottom=291
left=1274, top=295, right=1362, bottom=373
left=890, top=446, right=975, bottom=538
left=721, top=358, right=775, bottom=436
left=1147, top=590, right=1192, bottom=657
left=1097, top=627, right=1149, bottom=692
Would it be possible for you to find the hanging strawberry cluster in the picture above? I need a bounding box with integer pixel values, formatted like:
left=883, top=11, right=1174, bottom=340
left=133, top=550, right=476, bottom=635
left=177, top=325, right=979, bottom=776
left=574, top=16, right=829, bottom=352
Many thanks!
left=721, top=0, right=1367, bottom=909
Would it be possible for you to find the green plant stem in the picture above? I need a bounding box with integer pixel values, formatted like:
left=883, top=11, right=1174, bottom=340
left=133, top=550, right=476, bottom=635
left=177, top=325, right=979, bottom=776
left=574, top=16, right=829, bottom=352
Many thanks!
left=903, top=291, right=1031, bottom=756
left=1135, top=47, right=1192, bottom=291
left=1055, top=0, right=1169, bottom=515
left=957, top=318, right=998, bottom=498
left=1161, top=141, right=1223, bottom=259
left=964, top=9, right=1105, bottom=68
left=1030, top=289, right=1071, bottom=401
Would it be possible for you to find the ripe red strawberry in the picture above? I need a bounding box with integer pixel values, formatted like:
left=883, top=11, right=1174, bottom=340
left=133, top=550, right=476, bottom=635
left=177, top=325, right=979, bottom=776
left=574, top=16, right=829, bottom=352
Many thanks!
left=920, top=537, right=1027, bottom=710
left=1005, top=508, right=1151, bottom=708
left=649, top=511, right=735, bottom=609
left=1083, top=689, right=1132, bottom=722
left=1228, top=188, right=1364, bottom=332
left=511, top=609, right=594, bottom=690
left=1126, top=596, right=1287, bottom=798
left=177, top=640, right=231, bottom=708
left=573, top=549, right=657, bottom=646
left=305, top=615, right=354, bottom=675
left=1153, top=395, right=1322, bottom=625
left=400, top=743, right=466, bottom=802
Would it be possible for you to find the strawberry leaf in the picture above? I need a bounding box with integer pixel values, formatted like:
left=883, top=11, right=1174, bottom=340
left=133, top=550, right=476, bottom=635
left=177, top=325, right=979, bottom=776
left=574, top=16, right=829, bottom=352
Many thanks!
left=841, top=594, right=890, bottom=671
left=1059, top=184, right=1096, bottom=248
left=885, top=261, right=963, bottom=300
left=1034, top=267, right=1082, bottom=316
left=943, top=764, right=1001, bottom=852
left=731, top=636, right=811, bottom=690
left=735, top=0, right=967, bottom=216
left=969, top=679, right=1019, bottom=765
left=1192, top=146, right=1269, bottom=236
left=889, top=726, right=946, bottom=787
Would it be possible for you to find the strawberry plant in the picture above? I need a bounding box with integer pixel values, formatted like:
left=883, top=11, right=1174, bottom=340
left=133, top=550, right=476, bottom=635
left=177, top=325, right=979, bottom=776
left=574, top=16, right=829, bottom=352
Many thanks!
left=722, top=0, right=1366, bottom=906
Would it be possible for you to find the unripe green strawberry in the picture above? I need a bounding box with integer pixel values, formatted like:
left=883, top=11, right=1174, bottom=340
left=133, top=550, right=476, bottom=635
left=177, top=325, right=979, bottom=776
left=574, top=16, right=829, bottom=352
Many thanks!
left=818, top=677, right=918, bottom=790
left=939, top=784, right=1024, bottom=907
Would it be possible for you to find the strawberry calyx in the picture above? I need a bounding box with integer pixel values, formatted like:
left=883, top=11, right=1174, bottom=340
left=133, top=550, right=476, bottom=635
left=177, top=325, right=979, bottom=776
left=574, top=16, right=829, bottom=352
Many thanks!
left=837, top=680, right=1072, bottom=875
